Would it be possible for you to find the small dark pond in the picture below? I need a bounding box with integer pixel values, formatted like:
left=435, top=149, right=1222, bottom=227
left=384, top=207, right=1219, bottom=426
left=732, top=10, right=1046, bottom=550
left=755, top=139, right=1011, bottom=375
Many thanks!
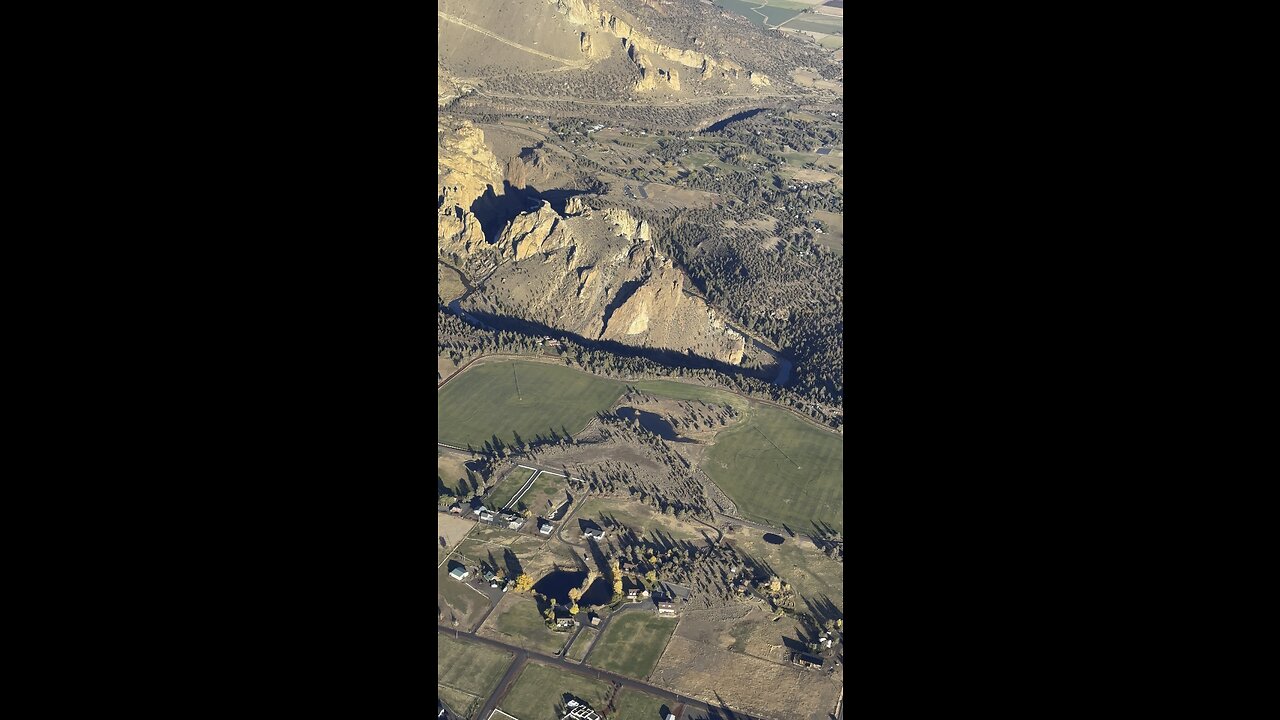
left=616, top=407, right=692, bottom=442
left=763, top=533, right=784, bottom=545
left=534, top=571, right=612, bottom=605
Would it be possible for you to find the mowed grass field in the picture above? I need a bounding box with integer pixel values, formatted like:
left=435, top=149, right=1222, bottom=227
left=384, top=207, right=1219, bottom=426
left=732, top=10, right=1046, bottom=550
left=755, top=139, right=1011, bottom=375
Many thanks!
left=486, top=466, right=535, bottom=510
left=703, top=404, right=843, bottom=534
left=499, top=661, right=612, bottom=720
left=587, top=613, right=678, bottom=680
left=437, top=361, right=625, bottom=448
left=479, top=594, right=570, bottom=656
left=610, top=689, right=672, bottom=720
left=437, top=635, right=514, bottom=719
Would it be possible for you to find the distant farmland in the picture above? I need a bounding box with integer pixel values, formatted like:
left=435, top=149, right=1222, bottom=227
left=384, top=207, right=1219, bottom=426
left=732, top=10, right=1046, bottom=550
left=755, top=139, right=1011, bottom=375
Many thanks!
left=702, top=403, right=843, bottom=534
left=437, top=360, right=624, bottom=449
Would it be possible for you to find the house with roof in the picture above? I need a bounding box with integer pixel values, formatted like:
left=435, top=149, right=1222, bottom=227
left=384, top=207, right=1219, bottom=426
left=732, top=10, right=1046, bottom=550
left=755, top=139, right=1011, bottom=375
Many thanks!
left=538, top=519, right=554, bottom=535
left=449, top=567, right=470, bottom=581
left=657, top=601, right=676, bottom=615
left=562, top=699, right=602, bottom=720
left=792, top=652, right=824, bottom=669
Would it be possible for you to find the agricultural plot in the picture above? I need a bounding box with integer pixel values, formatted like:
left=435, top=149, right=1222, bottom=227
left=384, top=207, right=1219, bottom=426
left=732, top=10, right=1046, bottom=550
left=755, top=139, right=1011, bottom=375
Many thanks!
left=437, top=636, right=514, bottom=719
left=565, top=627, right=596, bottom=661
left=810, top=209, right=843, bottom=256
left=439, top=449, right=483, bottom=498
left=486, top=466, right=536, bottom=510
left=629, top=379, right=749, bottom=411
left=437, top=360, right=625, bottom=448
left=587, top=613, right=678, bottom=680
left=514, top=471, right=568, bottom=517
left=716, top=0, right=807, bottom=28
left=703, top=404, right=843, bottom=534
left=438, top=564, right=491, bottom=631
left=479, top=593, right=570, bottom=656
left=609, top=689, right=671, bottom=720
left=651, top=635, right=839, bottom=720
left=498, top=661, right=612, bottom=720
left=780, top=15, right=844, bottom=34
left=438, top=513, right=477, bottom=566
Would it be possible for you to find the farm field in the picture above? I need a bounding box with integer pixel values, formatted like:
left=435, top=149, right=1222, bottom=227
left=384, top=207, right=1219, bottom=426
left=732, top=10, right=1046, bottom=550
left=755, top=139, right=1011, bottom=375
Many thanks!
left=565, top=627, right=596, bottom=661
left=715, top=0, right=809, bottom=28
left=609, top=689, right=671, bottom=720
left=780, top=15, right=844, bottom=33
left=514, top=470, right=567, bottom=517
left=811, top=209, right=844, bottom=256
left=702, top=403, right=843, bottom=534
left=487, top=466, right=536, bottom=510
left=439, top=564, right=490, bottom=631
left=651, top=635, right=840, bottom=720
left=437, top=635, right=514, bottom=719
left=586, top=613, right=678, bottom=680
left=437, top=360, right=625, bottom=448
left=629, top=379, right=750, bottom=411
left=438, top=448, right=482, bottom=498
left=499, top=661, right=612, bottom=720
left=438, top=513, right=477, bottom=566
left=479, top=593, right=571, bottom=656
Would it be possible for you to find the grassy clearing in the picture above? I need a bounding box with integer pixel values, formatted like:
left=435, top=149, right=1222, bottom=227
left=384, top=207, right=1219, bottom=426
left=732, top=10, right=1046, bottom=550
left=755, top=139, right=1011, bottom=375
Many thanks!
left=587, top=613, right=678, bottom=679
left=703, top=403, right=843, bottom=534
left=437, top=685, right=481, bottom=719
left=780, top=16, right=843, bottom=33
left=437, top=361, right=625, bottom=448
left=811, top=209, right=843, bottom=256
left=438, top=564, right=490, bottom=631
left=818, top=34, right=844, bottom=49
left=438, top=635, right=514, bottom=718
left=629, top=380, right=749, bottom=411
left=516, top=471, right=567, bottom=516
left=575, top=497, right=710, bottom=544
left=499, top=661, right=612, bottom=720
left=480, top=594, right=570, bottom=656
left=566, top=628, right=596, bottom=661
left=729, top=533, right=843, bottom=613
left=487, top=466, right=535, bottom=510
left=610, top=689, right=672, bottom=720
left=439, top=449, right=481, bottom=497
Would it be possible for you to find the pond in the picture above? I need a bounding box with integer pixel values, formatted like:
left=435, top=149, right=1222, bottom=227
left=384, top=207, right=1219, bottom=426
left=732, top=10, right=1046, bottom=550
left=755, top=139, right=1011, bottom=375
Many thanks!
left=616, top=407, right=692, bottom=442
left=534, top=571, right=613, bottom=605
left=762, top=533, right=784, bottom=545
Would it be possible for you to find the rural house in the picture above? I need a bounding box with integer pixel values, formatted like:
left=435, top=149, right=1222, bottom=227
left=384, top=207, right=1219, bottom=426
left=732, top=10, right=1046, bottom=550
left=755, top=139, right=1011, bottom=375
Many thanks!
left=792, top=653, right=824, bottom=669
left=449, top=567, right=469, bottom=581
left=562, top=700, right=602, bottom=720
left=448, top=504, right=462, bottom=515
left=626, top=589, right=640, bottom=600
left=539, top=519, right=554, bottom=535
left=657, top=601, right=676, bottom=615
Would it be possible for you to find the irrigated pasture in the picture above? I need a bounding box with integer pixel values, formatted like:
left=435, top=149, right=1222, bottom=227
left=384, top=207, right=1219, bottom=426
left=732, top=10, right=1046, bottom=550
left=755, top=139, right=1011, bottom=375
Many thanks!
left=703, top=404, right=843, bottom=534
left=437, top=361, right=625, bottom=448
left=586, top=612, right=678, bottom=680
left=479, top=593, right=570, bottom=656
left=499, top=661, right=612, bottom=720
left=437, top=635, right=514, bottom=719
left=486, top=466, right=536, bottom=510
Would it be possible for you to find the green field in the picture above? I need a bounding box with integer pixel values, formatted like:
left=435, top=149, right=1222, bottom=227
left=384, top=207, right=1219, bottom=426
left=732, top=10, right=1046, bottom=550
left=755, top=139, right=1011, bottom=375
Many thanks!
left=716, top=0, right=805, bottom=27
left=587, top=613, right=678, bottom=679
left=438, top=565, right=490, bottom=631
left=703, top=403, right=843, bottom=534
left=487, top=467, right=535, bottom=510
left=780, top=16, right=843, bottom=33
left=499, top=661, right=612, bottom=720
left=610, top=689, right=672, bottom=720
left=438, top=636, right=514, bottom=719
left=629, top=379, right=749, bottom=411
left=566, top=627, right=596, bottom=661
left=482, top=594, right=570, bottom=656
left=437, top=361, right=625, bottom=448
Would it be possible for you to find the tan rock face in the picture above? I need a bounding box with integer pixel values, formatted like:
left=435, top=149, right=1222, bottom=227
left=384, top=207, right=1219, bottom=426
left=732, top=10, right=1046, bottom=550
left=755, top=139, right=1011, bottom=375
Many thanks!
left=439, top=206, right=486, bottom=258
left=499, top=202, right=568, bottom=262
left=438, top=121, right=504, bottom=212
left=547, top=0, right=760, bottom=87
left=603, top=207, right=650, bottom=242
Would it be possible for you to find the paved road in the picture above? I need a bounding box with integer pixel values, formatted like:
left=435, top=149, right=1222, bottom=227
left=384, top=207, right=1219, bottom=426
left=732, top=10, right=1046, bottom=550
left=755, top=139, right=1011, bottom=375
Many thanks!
left=438, top=625, right=770, bottom=720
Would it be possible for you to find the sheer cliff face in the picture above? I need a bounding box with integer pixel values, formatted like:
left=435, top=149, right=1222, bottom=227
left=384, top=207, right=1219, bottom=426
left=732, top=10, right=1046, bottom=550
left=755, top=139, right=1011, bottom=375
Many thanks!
left=437, top=123, right=744, bottom=365
left=438, top=121, right=504, bottom=212
left=549, top=0, right=765, bottom=91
